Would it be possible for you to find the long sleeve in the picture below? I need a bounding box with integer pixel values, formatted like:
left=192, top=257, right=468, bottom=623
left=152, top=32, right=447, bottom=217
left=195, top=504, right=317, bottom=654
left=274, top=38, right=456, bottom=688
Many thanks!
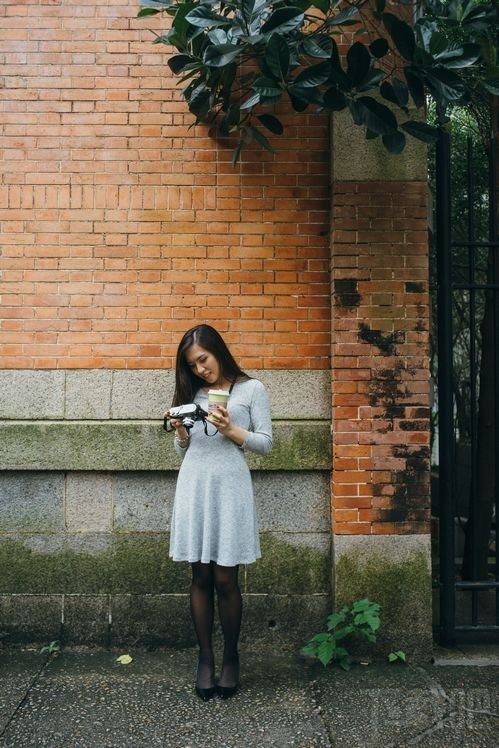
left=241, top=379, right=273, bottom=455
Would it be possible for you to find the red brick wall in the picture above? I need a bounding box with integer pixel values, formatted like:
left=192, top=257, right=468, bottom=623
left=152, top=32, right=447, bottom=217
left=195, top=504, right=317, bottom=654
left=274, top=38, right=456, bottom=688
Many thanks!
left=1, top=1, right=431, bottom=537
left=0, top=0, right=330, bottom=369
left=331, top=182, right=431, bottom=535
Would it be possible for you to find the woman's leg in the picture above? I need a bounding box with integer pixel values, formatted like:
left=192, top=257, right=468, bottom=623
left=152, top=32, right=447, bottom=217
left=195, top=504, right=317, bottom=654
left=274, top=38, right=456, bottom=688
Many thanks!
left=190, top=561, right=215, bottom=690
left=213, top=564, right=241, bottom=690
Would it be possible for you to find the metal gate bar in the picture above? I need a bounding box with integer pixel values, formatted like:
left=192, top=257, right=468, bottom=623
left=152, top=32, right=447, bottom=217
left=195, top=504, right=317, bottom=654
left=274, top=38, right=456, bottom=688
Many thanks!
left=435, top=126, right=499, bottom=644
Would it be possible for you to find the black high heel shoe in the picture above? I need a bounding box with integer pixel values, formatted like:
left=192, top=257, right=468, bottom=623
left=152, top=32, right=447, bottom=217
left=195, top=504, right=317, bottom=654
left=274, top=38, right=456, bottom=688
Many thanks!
left=195, top=660, right=216, bottom=702
left=217, top=683, right=238, bottom=700
left=195, top=684, right=216, bottom=702
left=217, top=655, right=239, bottom=699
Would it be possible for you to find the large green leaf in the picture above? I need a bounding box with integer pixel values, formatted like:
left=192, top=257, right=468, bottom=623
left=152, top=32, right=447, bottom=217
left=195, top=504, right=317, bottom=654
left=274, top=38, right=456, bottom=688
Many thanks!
left=302, top=34, right=333, bottom=60
left=185, top=85, right=211, bottom=119
left=382, top=130, right=406, bottom=154
left=404, top=67, right=425, bottom=108
left=203, top=43, right=243, bottom=67
left=168, top=54, right=196, bottom=74
left=240, top=92, right=261, bottom=110
left=357, top=96, right=398, bottom=135
left=231, top=140, right=243, bottom=167
left=293, top=61, right=331, bottom=87
left=137, top=7, right=161, bottom=17
left=414, top=18, right=436, bottom=56
left=425, top=66, right=466, bottom=102
left=328, top=37, right=349, bottom=90
left=249, top=124, right=278, bottom=153
left=428, top=29, right=450, bottom=58
left=264, top=33, right=290, bottom=80
left=327, top=3, right=360, bottom=27
left=346, top=42, right=371, bottom=88
left=253, top=76, right=282, bottom=97
left=318, top=638, right=335, bottom=666
left=347, top=98, right=363, bottom=126
left=242, top=0, right=268, bottom=32
left=323, top=86, right=347, bottom=111
left=461, top=1, right=498, bottom=28
left=401, top=120, right=439, bottom=143
left=287, top=87, right=311, bottom=112
left=382, top=13, right=415, bottom=61
left=169, top=2, right=199, bottom=49
left=369, top=37, right=389, bottom=59
left=257, top=113, right=284, bottom=134
left=138, top=0, right=173, bottom=15
left=380, top=77, right=409, bottom=108
left=433, top=42, right=481, bottom=69
left=261, top=7, right=305, bottom=35
left=218, top=105, right=240, bottom=135
left=287, top=82, right=322, bottom=105
left=185, top=6, right=231, bottom=29
left=356, top=68, right=385, bottom=92
left=392, top=76, right=409, bottom=107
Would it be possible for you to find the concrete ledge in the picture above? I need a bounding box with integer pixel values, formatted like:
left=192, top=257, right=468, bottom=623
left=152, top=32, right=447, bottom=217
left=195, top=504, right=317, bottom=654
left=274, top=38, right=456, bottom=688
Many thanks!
left=0, top=369, right=331, bottom=421
left=0, top=420, right=331, bottom=471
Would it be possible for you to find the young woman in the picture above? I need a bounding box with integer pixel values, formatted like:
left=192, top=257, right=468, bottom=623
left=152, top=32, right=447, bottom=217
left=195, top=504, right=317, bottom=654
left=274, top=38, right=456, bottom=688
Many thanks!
left=166, top=324, right=273, bottom=701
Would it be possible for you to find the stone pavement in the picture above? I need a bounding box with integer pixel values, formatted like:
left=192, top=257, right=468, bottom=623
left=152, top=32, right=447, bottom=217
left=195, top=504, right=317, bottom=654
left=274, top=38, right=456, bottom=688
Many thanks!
left=0, top=643, right=498, bottom=747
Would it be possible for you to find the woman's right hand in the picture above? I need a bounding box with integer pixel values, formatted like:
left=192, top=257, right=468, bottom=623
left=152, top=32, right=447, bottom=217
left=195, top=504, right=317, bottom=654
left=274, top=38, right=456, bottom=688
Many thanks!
left=165, top=412, right=189, bottom=438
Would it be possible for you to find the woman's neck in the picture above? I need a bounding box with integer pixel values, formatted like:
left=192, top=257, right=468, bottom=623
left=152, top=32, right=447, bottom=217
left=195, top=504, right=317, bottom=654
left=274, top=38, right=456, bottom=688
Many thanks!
left=201, top=377, right=233, bottom=391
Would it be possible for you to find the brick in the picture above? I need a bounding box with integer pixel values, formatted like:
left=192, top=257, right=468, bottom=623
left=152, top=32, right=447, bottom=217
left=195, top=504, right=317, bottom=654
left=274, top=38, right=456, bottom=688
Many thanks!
left=331, top=178, right=430, bottom=536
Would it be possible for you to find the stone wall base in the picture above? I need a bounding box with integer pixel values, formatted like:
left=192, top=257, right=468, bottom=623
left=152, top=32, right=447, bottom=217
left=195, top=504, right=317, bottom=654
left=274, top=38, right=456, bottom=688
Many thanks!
left=0, top=593, right=331, bottom=652
left=334, top=534, right=433, bottom=661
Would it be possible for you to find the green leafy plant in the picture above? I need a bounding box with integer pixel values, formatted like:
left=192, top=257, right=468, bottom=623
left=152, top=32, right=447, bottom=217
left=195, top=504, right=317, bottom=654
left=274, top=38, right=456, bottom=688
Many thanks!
left=388, top=649, right=407, bottom=663
left=138, top=0, right=499, bottom=162
left=40, top=640, right=61, bottom=655
left=301, top=598, right=381, bottom=670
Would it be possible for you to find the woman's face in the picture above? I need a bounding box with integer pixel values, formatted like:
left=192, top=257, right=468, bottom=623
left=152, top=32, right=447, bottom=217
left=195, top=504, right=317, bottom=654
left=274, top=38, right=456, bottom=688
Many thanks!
left=185, top=344, right=223, bottom=387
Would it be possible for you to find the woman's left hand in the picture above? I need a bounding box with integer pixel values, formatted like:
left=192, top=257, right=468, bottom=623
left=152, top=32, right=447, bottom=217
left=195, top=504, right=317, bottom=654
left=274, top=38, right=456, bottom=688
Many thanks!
left=207, top=405, right=229, bottom=431
left=209, top=406, right=247, bottom=447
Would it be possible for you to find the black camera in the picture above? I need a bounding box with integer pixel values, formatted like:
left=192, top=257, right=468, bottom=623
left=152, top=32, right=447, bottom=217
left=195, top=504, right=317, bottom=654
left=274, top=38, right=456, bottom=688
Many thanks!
left=164, top=403, right=208, bottom=431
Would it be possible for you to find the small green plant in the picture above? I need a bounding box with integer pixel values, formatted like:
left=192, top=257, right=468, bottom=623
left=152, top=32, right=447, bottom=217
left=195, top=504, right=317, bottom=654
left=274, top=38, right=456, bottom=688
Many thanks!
left=388, top=650, right=407, bottom=663
left=301, top=598, right=381, bottom=671
left=40, top=640, right=61, bottom=655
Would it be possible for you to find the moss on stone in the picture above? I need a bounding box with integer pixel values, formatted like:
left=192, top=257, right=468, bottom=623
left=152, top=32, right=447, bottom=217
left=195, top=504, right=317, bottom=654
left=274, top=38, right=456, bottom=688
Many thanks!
left=1, top=532, right=330, bottom=597
left=0, top=421, right=330, bottom=471
left=0, top=536, right=189, bottom=595
left=246, top=533, right=331, bottom=594
left=249, top=422, right=330, bottom=471
left=335, top=548, right=432, bottom=660
left=111, top=535, right=189, bottom=593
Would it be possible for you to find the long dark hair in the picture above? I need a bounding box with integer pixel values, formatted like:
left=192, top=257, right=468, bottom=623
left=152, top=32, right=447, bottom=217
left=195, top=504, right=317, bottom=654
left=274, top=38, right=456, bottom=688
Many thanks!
left=172, top=324, right=248, bottom=405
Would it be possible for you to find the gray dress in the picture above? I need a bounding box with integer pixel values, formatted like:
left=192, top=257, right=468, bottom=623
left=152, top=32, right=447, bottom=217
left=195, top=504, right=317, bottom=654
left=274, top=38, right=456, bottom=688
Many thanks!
left=169, top=377, right=272, bottom=566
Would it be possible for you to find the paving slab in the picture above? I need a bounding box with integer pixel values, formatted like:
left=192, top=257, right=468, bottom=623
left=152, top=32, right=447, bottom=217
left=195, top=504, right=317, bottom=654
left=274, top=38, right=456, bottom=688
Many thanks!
left=0, top=647, right=327, bottom=748
left=0, top=650, right=44, bottom=735
left=0, top=645, right=497, bottom=748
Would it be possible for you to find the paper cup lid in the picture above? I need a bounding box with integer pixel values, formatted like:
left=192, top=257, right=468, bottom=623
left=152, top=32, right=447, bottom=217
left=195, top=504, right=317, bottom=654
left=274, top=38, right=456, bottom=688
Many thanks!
left=208, top=389, right=230, bottom=396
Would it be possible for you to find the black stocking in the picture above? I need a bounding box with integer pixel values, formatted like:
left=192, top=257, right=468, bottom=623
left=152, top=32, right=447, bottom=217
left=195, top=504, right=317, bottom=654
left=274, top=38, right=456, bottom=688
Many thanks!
left=214, top=564, right=241, bottom=688
left=190, top=562, right=215, bottom=689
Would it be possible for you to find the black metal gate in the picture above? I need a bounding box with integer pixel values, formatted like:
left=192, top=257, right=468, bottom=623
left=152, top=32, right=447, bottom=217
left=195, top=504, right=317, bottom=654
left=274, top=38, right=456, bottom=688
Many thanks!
left=432, top=114, right=499, bottom=646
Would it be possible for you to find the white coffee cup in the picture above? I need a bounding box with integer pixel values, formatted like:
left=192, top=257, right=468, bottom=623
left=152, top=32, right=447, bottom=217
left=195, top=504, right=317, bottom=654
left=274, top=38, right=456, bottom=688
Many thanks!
left=207, top=389, right=230, bottom=421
